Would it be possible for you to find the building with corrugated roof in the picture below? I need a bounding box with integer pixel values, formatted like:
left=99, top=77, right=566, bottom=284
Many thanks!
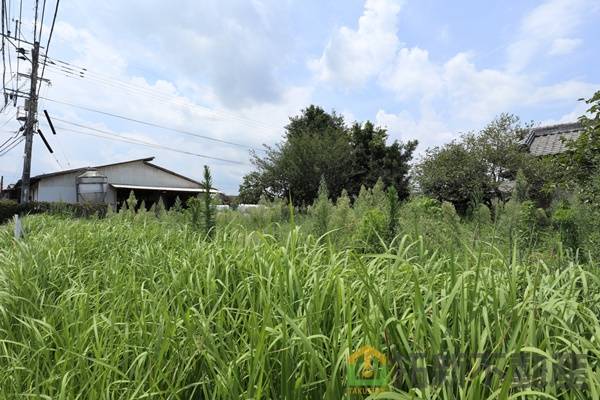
left=7, top=157, right=217, bottom=209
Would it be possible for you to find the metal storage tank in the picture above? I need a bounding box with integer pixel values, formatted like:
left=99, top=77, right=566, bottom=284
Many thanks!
left=76, top=170, right=108, bottom=203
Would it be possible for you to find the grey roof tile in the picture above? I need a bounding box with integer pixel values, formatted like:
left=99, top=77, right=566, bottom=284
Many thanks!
left=524, top=122, right=583, bottom=156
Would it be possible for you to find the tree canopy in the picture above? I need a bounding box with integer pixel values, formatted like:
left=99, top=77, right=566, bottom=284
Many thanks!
left=563, top=90, right=600, bottom=206
left=415, top=114, right=532, bottom=212
left=239, top=105, right=417, bottom=205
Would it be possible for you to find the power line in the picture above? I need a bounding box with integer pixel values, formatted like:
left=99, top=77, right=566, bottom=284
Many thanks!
left=38, top=80, right=69, bottom=167
left=0, top=136, right=22, bottom=155
left=37, top=0, right=45, bottom=39
left=40, top=55, right=281, bottom=131
left=1, top=0, right=7, bottom=105
left=42, top=120, right=249, bottom=165
left=15, top=0, right=22, bottom=95
left=42, top=64, right=279, bottom=135
left=36, top=0, right=57, bottom=95
left=42, top=96, right=265, bottom=151
left=0, top=111, right=15, bottom=127
left=0, top=129, right=21, bottom=152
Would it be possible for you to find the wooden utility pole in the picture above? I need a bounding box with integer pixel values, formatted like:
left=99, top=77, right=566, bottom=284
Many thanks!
left=20, top=41, right=40, bottom=204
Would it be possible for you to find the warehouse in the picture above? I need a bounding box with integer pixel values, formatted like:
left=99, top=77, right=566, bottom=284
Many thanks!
left=9, top=157, right=214, bottom=209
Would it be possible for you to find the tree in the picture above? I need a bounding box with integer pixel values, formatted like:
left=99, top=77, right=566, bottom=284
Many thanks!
left=348, top=121, right=417, bottom=200
left=563, top=90, right=600, bottom=206
left=415, top=114, right=533, bottom=212
left=239, top=105, right=417, bottom=205
left=239, top=171, right=268, bottom=204
left=202, top=165, right=216, bottom=239
left=415, top=141, right=489, bottom=213
left=240, top=106, right=352, bottom=205
left=462, top=113, right=530, bottom=197
left=188, top=165, right=217, bottom=238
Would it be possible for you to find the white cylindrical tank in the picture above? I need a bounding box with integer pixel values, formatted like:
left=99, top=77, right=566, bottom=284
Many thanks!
left=76, top=170, right=108, bottom=203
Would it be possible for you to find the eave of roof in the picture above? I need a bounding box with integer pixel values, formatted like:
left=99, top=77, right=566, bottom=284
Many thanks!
left=110, top=184, right=217, bottom=193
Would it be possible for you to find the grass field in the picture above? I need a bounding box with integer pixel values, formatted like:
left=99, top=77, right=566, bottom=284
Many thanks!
left=1, top=208, right=599, bottom=399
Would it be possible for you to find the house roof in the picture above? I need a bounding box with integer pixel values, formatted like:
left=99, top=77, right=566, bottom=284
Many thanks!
left=521, top=122, right=583, bottom=156
left=14, top=157, right=203, bottom=187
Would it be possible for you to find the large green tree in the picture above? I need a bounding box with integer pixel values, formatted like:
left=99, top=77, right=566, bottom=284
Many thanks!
left=415, top=141, right=490, bottom=212
left=462, top=114, right=530, bottom=197
left=415, top=114, right=532, bottom=211
left=563, top=90, right=600, bottom=206
left=348, top=121, right=417, bottom=200
left=239, top=106, right=417, bottom=205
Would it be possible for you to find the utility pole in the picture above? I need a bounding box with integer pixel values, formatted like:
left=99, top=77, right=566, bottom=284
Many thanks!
left=20, top=41, right=39, bottom=203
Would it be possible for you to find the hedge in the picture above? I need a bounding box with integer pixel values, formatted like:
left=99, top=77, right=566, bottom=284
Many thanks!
left=0, top=200, right=108, bottom=224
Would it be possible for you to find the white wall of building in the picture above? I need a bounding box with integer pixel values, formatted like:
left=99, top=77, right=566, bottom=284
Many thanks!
left=32, top=160, right=200, bottom=204
left=33, top=172, right=80, bottom=202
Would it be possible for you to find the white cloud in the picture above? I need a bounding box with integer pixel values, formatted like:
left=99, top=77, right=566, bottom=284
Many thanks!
left=539, top=102, right=588, bottom=126
left=507, top=0, right=590, bottom=71
left=306, top=0, right=599, bottom=159
left=379, top=47, right=443, bottom=99
left=311, top=0, right=595, bottom=132
left=3, top=20, right=313, bottom=194
left=549, top=38, right=582, bottom=55
left=441, top=53, right=527, bottom=122
left=375, top=108, right=453, bottom=151
left=310, top=0, right=404, bottom=87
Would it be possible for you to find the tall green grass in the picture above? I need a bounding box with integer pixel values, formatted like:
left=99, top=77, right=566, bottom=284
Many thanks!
left=0, top=215, right=599, bottom=399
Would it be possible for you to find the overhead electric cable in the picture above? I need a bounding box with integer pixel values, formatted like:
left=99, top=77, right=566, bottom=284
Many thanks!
left=42, top=97, right=265, bottom=151
left=36, top=0, right=57, bottom=94
left=40, top=55, right=280, bottom=130
left=0, top=135, right=22, bottom=155
left=42, top=121, right=248, bottom=165
left=37, top=0, right=45, bottom=40
left=0, top=129, right=21, bottom=151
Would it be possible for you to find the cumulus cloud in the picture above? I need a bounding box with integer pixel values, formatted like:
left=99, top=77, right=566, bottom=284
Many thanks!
left=379, top=47, right=443, bottom=99
left=4, top=18, right=313, bottom=194
left=375, top=108, right=453, bottom=151
left=355, top=0, right=596, bottom=126
left=59, top=0, right=294, bottom=108
left=507, top=0, right=590, bottom=71
left=310, top=0, right=404, bottom=87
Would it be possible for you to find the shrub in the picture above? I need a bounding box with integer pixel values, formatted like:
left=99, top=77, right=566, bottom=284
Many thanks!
left=552, top=202, right=578, bottom=250
left=386, top=186, right=400, bottom=243
left=330, top=189, right=353, bottom=244
left=404, top=196, right=442, bottom=218
left=154, top=197, right=166, bottom=218
left=472, top=203, right=491, bottom=225
left=187, top=196, right=203, bottom=230
left=309, top=177, right=333, bottom=237
left=353, top=208, right=387, bottom=253
left=1, top=200, right=107, bottom=223
left=202, top=165, right=217, bottom=239
left=513, top=169, right=529, bottom=202
left=0, top=200, right=24, bottom=224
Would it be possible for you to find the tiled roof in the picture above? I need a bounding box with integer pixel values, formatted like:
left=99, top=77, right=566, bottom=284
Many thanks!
left=521, top=122, right=583, bottom=156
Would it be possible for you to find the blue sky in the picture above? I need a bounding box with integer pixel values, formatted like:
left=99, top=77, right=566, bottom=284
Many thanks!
left=1, top=0, right=598, bottom=193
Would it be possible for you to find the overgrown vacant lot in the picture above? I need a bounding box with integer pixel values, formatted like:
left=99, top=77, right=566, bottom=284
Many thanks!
left=1, top=214, right=599, bottom=399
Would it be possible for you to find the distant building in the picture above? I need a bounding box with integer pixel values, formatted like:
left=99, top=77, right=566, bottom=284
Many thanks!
left=521, top=122, right=583, bottom=156
left=8, top=157, right=216, bottom=209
